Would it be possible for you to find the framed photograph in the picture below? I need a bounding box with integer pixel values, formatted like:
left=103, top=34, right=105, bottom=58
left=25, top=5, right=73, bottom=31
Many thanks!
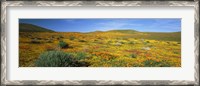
left=1, top=0, right=199, bottom=85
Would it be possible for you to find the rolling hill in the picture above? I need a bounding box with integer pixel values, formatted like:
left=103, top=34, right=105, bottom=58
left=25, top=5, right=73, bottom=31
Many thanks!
left=19, top=23, right=54, bottom=32
left=96, top=29, right=181, bottom=42
left=107, top=29, right=138, bottom=34
left=143, top=32, right=181, bottom=42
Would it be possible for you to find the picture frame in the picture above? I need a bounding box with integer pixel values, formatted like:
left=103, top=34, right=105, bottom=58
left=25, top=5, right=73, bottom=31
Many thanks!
left=1, top=0, right=199, bottom=86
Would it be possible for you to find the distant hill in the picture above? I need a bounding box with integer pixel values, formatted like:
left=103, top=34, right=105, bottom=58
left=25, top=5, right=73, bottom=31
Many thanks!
left=143, top=32, right=181, bottom=42
left=89, top=29, right=181, bottom=42
left=19, top=23, right=54, bottom=32
left=107, top=29, right=138, bottom=34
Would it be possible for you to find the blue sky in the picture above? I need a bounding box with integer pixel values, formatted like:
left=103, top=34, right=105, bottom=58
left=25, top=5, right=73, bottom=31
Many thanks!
left=19, top=19, right=181, bottom=32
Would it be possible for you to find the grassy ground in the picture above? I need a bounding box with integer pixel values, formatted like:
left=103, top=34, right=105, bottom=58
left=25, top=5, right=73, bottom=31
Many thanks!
left=19, top=31, right=181, bottom=67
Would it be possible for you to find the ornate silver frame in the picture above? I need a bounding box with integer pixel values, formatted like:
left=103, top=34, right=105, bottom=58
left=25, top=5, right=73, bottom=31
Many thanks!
left=1, top=1, right=199, bottom=86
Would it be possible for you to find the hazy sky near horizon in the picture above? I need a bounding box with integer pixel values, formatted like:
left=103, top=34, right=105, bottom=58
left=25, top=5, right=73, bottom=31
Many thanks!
left=19, top=19, right=181, bottom=32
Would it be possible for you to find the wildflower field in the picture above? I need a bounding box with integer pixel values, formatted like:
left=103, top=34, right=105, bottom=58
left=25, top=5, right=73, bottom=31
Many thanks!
left=19, top=30, right=181, bottom=67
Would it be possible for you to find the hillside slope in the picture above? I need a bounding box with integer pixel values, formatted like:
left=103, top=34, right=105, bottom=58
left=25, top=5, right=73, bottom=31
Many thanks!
left=93, top=30, right=181, bottom=42
left=107, top=29, right=138, bottom=34
left=19, top=23, right=54, bottom=32
left=143, top=32, right=181, bottom=42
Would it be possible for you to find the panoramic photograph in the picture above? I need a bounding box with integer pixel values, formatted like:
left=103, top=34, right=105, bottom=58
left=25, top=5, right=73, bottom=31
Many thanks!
left=19, top=19, right=181, bottom=67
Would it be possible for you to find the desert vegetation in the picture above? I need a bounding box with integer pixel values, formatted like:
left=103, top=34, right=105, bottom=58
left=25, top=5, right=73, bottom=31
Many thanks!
left=19, top=23, right=181, bottom=67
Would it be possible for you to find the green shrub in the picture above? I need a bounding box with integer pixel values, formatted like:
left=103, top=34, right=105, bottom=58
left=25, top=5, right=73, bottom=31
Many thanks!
left=174, top=51, right=179, bottom=54
left=144, top=41, right=150, bottom=45
left=69, top=36, right=75, bottom=40
left=35, top=51, right=75, bottom=67
left=59, top=35, right=64, bottom=38
left=128, top=41, right=135, bottom=44
left=143, top=59, right=171, bottom=67
left=35, top=51, right=90, bottom=67
left=36, top=37, right=42, bottom=40
left=146, top=41, right=150, bottom=43
left=130, top=54, right=137, bottom=58
left=107, top=40, right=112, bottom=44
left=46, top=40, right=53, bottom=43
left=172, top=44, right=178, bottom=46
left=75, top=52, right=89, bottom=60
left=79, top=40, right=86, bottom=42
left=166, top=42, right=170, bottom=44
left=119, top=41, right=125, bottom=44
left=58, top=40, right=68, bottom=48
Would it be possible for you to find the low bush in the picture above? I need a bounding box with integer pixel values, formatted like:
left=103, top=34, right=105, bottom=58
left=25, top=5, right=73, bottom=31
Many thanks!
left=58, top=40, right=69, bottom=48
left=174, top=51, right=179, bottom=54
left=146, top=41, right=150, bottom=43
left=128, top=41, right=135, bottom=44
left=46, top=40, right=53, bottom=43
left=59, top=35, right=64, bottom=38
left=36, top=37, right=42, bottom=40
left=119, top=41, right=125, bottom=44
left=79, top=40, right=86, bottom=42
left=75, top=52, right=89, bottom=60
left=143, top=59, right=171, bottom=67
left=35, top=51, right=89, bottom=67
left=172, top=44, right=178, bottom=46
left=130, top=54, right=137, bottom=58
left=107, top=40, right=112, bottom=43
left=69, top=36, right=75, bottom=40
